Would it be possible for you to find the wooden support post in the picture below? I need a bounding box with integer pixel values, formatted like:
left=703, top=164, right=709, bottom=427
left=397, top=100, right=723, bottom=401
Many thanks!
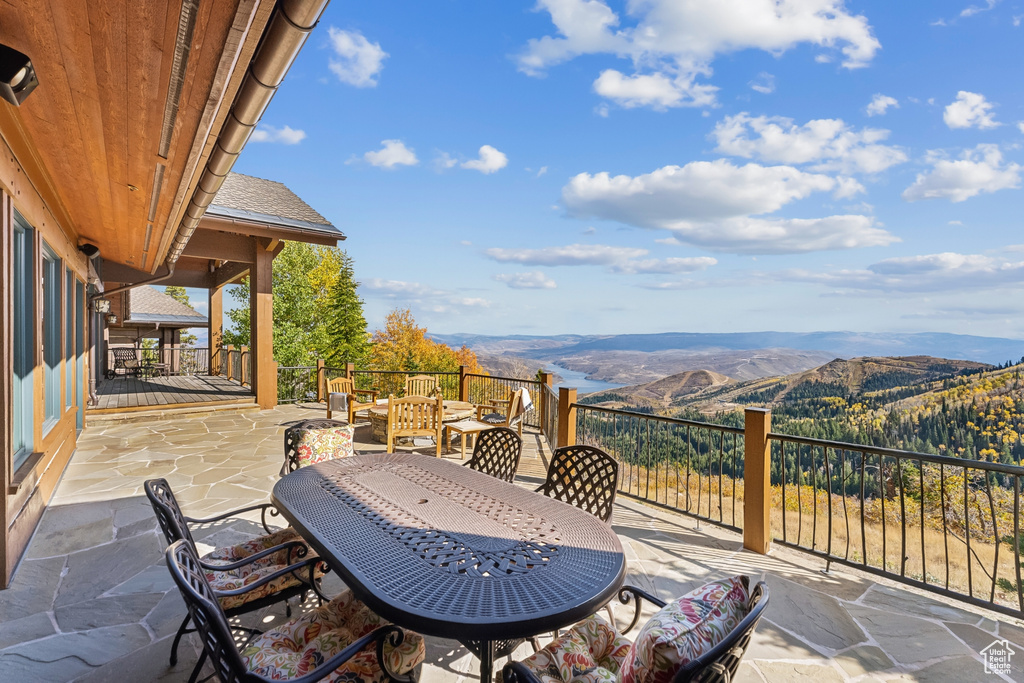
left=538, top=372, right=552, bottom=430
left=208, top=285, right=223, bottom=375
left=346, top=362, right=355, bottom=381
left=459, top=365, right=468, bottom=402
left=316, top=359, right=325, bottom=402
left=250, top=239, right=277, bottom=409
left=743, top=408, right=772, bottom=554
left=557, top=387, right=577, bottom=448
left=225, top=345, right=235, bottom=381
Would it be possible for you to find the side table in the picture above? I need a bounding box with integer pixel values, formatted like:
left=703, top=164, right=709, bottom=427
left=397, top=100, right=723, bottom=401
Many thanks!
left=445, top=420, right=490, bottom=459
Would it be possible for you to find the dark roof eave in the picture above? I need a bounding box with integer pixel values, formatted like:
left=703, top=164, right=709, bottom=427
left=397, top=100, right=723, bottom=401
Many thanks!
left=206, top=204, right=345, bottom=241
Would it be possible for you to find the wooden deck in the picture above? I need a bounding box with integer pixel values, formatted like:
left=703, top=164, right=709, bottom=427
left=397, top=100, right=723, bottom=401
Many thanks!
left=89, top=374, right=254, bottom=412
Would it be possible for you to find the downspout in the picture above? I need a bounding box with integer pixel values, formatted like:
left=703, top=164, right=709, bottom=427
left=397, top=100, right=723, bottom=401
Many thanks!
left=164, top=0, right=331, bottom=267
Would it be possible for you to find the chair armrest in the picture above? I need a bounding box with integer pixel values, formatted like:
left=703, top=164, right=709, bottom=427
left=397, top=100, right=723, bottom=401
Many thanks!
left=616, top=585, right=667, bottom=633
left=185, top=502, right=279, bottom=535
left=252, top=624, right=412, bottom=683
left=212, top=555, right=328, bottom=598
left=199, top=540, right=309, bottom=572
left=502, top=661, right=545, bottom=683
left=353, top=388, right=378, bottom=401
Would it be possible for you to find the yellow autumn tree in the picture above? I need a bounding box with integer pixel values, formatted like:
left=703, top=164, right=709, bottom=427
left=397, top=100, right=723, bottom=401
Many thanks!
left=367, top=309, right=484, bottom=395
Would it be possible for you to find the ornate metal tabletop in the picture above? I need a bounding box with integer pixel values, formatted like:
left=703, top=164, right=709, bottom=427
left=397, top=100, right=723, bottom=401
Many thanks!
left=272, top=453, right=624, bottom=677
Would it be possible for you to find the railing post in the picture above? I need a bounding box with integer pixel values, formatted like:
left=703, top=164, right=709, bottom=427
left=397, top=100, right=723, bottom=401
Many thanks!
left=225, top=345, right=235, bottom=382
left=316, top=358, right=325, bottom=401
left=539, top=372, right=552, bottom=430
left=459, top=365, right=469, bottom=402
left=557, top=387, right=577, bottom=448
left=240, top=346, right=249, bottom=386
left=743, top=408, right=772, bottom=554
left=346, top=362, right=355, bottom=381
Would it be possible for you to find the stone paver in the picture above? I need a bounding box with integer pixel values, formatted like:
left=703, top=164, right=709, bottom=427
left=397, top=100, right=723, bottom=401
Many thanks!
left=1, top=402, right=1022, bottom=682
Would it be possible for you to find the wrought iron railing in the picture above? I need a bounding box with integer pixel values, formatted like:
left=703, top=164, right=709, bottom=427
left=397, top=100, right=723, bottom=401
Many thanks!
left=350, top=370, right=460, bottom=400
left=770, top=433, right=1024, bottom=618
left=575, top=405, right=744, bottom=531
left=277, top=366, right=318, bottom=404
left=464, top=374, right=542, bottom=428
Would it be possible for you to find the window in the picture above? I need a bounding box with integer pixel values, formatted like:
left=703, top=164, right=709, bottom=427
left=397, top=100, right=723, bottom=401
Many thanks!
left=76, top=279, right=85, bottom=430
left=42, top=242, right=62, bottom=433
left=12, top=212, right=34, bottom=468
left=65, top=267, right=74, bottom=409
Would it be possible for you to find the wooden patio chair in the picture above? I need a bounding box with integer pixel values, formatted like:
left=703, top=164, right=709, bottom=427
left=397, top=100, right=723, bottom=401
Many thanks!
left=404, top=374, right=437, bottom=397
left=475, top=387, right=529, bottom=436
left=536, top=444, right=618, bottom=522
left=324, top=376, right=379, bottom=422
left=503, top=577, right=769, bottom=683
left=387, top=393, right=444, bottom=456
left=144, top=478, right=328, bottom=679
left=164, top=539, right=425, bottom=683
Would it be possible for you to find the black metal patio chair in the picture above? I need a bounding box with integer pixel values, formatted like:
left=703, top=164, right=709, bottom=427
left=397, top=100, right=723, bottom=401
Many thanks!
left=163, top=539, right=424, bottom=683
left=535, top=444, right=618, bottom=523
left=144, top=479, right=329, bottom=675
left=464, top=427, right=523, bottom=483
left=503, top=578, right=769, bottom=683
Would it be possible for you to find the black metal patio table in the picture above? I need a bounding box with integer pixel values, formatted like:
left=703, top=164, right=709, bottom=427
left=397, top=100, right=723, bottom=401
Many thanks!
left=271, top=452, right=625, bottom=682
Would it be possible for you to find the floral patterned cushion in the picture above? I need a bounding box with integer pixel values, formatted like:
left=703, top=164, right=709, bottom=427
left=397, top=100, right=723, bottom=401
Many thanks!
left=293, top=425, right=354, bottom=469
left=518, top=615, right=632, bottom=683
left=241, top=589, right=425, bottom=682
left=619, top=576, right=750, bottom=683
left=203, top=528, right=321, bottom=611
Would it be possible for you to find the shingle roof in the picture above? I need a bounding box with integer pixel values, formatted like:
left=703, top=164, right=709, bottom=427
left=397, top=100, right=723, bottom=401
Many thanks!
left=209, top=172, right=339, bottom=231
left=127, top=286, right=207, bottom=326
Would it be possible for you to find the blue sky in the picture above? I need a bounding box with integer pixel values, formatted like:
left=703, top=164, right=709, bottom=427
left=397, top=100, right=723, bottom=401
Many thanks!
left=200, top=0, right=1024, bottom=341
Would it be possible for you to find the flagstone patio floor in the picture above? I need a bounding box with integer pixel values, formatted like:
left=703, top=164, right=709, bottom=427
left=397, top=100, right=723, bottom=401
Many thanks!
left=1, top=402, right=1022, bottom=682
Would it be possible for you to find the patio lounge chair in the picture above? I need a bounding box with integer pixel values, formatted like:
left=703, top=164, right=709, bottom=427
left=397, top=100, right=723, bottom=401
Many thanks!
left=164, top=539, right=425, bottom=683
left=404, top=374, right=437, bottom=397
left=464, top=426, right=523, bottom=483
left=107, top=346, right=142, bottom=380
left=144, top=479, right=328, bottom=673
left=503, top=576, right=769, bottom=683
left=475, top=387, right=530, bottom=436
left=387, top=393, right=444, bottom=456
left=536, top=444, right=618, bottom=523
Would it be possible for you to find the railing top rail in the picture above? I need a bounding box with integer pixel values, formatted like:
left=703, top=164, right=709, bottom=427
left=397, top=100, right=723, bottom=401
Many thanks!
left=574, top=403, right=745, bottom=435
left=543, top=383, right=558, bottom=398
left=769, top=431, right=1024, bottom=476
left=465, top=373, right=542, bottom=385
left=352, top=369, right=459, bottom=377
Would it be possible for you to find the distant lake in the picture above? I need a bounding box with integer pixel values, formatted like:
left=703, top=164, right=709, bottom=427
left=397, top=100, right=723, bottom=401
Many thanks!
left=546, top=363, right=627, bottom=396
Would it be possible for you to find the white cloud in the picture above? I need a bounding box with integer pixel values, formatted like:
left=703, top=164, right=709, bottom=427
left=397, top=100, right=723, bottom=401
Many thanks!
left=462, top=145, right=508, bottom=174
left=961, top=0, right=999, bottom=18
left=362, top=278, right=491, bottom=312
left=519, top=0, right=879, bottom=110
left=483, top=243, right=717, bottom=273
left=494, top=272, right=558, bottom=289
left=362, top=140, right=419, bottom=169
left=711, top=113, right=907, bottom=174
left=250, top=124, right=306, bottom=145
left=866, top=94, right=898, bottom=117
left=537, top=166, right=549, bottom=177
left=1018, top=122, right=1024, bottom=134
left=749, top=72, right=775, bottom=95
left=902, top=144, right=1021, bottom=202
left=943, top=91, right=1000, bottom=129
left=561, top=160, right=895, bottom=254
left=434, top=152, right=458, bottom=171
left=781, top=250, right=1024, bottom=292
left=327, top=28, right=388, bottom=87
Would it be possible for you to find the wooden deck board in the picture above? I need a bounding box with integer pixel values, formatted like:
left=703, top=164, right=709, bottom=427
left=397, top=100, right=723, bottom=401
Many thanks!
left=90, top=374, right=253, bottom=411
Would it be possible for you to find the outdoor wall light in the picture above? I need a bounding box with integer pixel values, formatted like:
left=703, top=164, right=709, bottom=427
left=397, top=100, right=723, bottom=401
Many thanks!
left=93, top=298, right=112, bottom=314
left=0, top=44, right=39, bottom=106
left=106, top=314, right=118, bottom=325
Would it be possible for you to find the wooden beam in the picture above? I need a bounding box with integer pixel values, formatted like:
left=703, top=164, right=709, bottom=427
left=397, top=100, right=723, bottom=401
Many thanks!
left=102, top=260, right=211, bottom=288
left=211, top=261, right=249, bottom=289
left=249, top=237, right=276, bottom=409
left=181, top=229, right=255, bottom=263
